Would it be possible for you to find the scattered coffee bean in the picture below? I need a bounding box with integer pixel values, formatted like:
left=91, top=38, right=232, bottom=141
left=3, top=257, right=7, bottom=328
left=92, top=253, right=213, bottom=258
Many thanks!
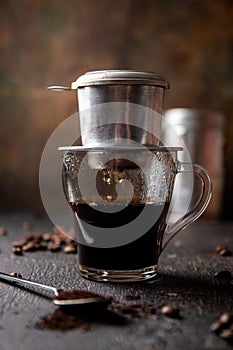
left=41, top=233, right=52, bottom=241
left=220, top=312, right=233, bottom=325
left=48, top=243, right=61, bottom=252
left=216, top=245, right=227, bottom=253
left=37, top=243, right=47, bottom=251
left=219, top=329, right=233, bottom=340
left=12, top=241, right=25, bottom=247
left=210, top=312, right=233, bottom=338
left=11, top=228, right=78, bottom=255
left=214, top=270, right=232, bottom=280
left=216, top=245, right=232, bottom=257
left=63, top=244, right=77, bottom=254
left=0, top=228, right=7, bottom=236
left=10, top=272, right=22, bottom=278
left=220, top=249, right=232, bottom=257
left=51, top=236, right=63, bottom=246
left=161, top=305, right=180, bottom=318
left=12, top=246, right=23, bottom=255
left=210, top=320, right=223, bottom=333
left=22, top=242, right=37, bottom=252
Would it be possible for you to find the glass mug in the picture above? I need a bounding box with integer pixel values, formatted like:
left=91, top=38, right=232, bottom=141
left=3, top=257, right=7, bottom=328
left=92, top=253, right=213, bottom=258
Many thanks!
left=59, top=146, right=212, bottom=282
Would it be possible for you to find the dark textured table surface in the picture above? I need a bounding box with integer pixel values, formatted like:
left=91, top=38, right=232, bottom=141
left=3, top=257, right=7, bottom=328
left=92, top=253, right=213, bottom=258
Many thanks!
left=0, top=213, right=232, bottom=350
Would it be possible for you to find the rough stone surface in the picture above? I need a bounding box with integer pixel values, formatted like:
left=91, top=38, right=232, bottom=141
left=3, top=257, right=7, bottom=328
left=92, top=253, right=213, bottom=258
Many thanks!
left=0, top=214, right=232, bottom=349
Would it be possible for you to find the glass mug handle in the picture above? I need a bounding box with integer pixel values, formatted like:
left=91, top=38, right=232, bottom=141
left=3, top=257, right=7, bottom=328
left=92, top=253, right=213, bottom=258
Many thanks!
left=161, top=163, right=212, bottom=252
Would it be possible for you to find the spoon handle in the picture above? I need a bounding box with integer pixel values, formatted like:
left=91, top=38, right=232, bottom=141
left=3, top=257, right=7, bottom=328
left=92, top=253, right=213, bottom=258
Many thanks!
left=0, top=272, right=59, bottom=297
left=47, top=85, right=73, bottom=91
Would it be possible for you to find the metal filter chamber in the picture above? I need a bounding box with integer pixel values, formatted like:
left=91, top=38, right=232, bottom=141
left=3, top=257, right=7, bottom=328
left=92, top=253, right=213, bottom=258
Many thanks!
left=73, top=70, right=170, bottom=147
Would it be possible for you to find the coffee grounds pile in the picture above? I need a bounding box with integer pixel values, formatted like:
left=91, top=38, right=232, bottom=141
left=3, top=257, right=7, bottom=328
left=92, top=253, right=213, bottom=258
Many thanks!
left=36, top=301, right=157, bottom=332
left=37, top=309, right=91, bottom=331
left=36, top=290, right=113, bottom=332
left=55, top=289, right=111, bottom=302
left=12, top=226, right=77, bottom=255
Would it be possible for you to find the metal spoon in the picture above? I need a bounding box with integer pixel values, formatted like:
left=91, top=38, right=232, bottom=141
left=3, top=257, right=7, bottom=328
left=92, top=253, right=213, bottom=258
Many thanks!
left=0, top=272, right=111, bottom=307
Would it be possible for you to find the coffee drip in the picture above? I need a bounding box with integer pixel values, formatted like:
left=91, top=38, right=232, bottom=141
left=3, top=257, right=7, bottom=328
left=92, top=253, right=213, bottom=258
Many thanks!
left=50, top=70, right=212, bottom=282
left=102, top=168, right=124, bottom=185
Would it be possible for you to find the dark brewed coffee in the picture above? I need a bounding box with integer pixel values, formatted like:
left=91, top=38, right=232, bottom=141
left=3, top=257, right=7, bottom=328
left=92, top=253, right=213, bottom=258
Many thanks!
left=71, top=202, right=169, bottom=270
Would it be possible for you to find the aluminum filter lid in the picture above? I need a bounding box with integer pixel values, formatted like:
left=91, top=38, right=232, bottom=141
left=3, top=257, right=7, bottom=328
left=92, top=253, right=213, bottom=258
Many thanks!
left=71, top=70, right=170, bottom=89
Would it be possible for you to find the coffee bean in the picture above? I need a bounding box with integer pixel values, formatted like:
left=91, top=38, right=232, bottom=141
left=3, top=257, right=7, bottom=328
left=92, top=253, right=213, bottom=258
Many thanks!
left=210, top=320, right=223, bottom=333
left=220, top=312, right=233, bottom=325
left=33, top=234, right=40, bottom=242
left=219, top=248, right=232, bottom=257
left=12, top=241, right=25, bottom=247
left=48, top=243, right=61, bottom=252
left=10, top=272, right=22, bottom=278
left=219, top=329, right=233, bottom=340
left=41, top=233, right=52, bottom=241
left=214, top=270, right=232, bottom=280
left=210, top=312, right=233, bottom=335
left=22, top=242, right=37, bottom=252
left=37, top=243, right=47, bottom=251
left=51, top=236, right=63, bottom=246
left=34, top=243, right=42, bottom=250
left=216, top=245, right=228, bottom=253
left=63, top=244, right=77, bottom=254
left=216, top=245, right=232, bottom=257
left=0, top=228, right=7, bottom=236
left=161, top=305, right=180, bottom=318
left=13, top=246, right=23, bottom=255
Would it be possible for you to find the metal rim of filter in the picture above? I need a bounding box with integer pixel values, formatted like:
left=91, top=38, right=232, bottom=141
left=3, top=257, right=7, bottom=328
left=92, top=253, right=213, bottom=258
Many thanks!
left=71, top=70, right=170, bottom=89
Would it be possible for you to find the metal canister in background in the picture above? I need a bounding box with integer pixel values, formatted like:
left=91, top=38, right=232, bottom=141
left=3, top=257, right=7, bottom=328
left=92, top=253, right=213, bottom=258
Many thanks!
left=163, top=108, right=225, bottom=219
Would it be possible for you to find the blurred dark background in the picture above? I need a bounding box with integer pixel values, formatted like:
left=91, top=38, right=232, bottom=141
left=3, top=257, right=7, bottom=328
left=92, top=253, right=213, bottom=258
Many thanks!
left=0, top=0, right=232, bottom=219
